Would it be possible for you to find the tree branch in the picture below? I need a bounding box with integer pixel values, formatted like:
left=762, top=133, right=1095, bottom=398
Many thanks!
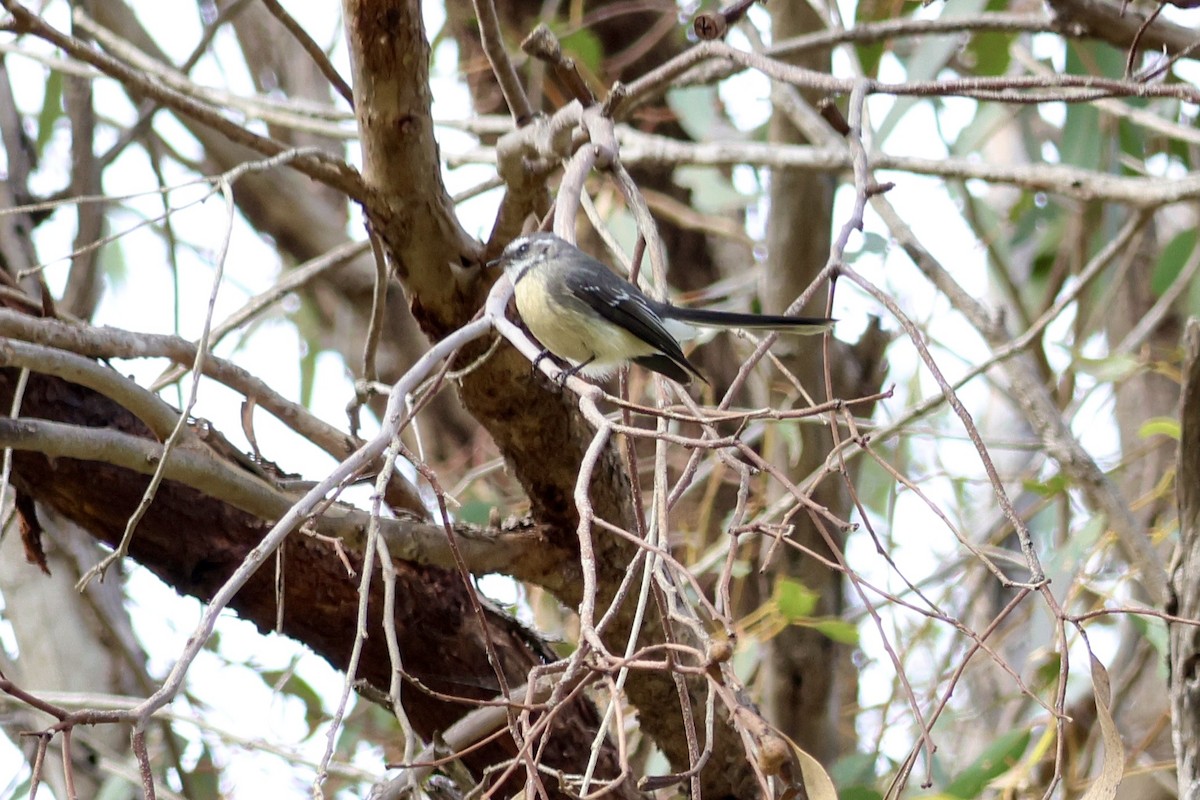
left=2, top=2, right=367, bottom=201
left=460, top=123, right=1200, bottom=208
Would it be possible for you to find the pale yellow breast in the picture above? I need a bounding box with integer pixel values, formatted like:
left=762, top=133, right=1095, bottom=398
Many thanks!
left=513, top=270, right=656, bottom=367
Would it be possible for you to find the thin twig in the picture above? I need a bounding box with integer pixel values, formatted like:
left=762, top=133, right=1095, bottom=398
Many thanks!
left=457, top=127, right=1200, bottom=207
left=151, top=239, right=371, bottom=391
left=4, top=3, right=367, bottom=199
left=471, top=0, right=533, bottom=123
left=840, top=263, right=1046, bottom=589
left=117, top=273, right=516, bottom=730
left=260, top=0, right=354, bottom=106
left=76, top=173, right=235, bottom=588
left=313, top=436, right=403, bottom=796
left=869, top=194, right=1167, bottom=601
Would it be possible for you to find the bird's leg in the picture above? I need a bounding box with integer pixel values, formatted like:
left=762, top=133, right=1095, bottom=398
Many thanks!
left=531, top=348, right=554, bottom=377
left=556, top=355, right=595, bottom=386
left=529, top=350, right=592, bottom=389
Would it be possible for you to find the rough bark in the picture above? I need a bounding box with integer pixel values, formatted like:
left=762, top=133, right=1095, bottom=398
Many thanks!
left=1103, top=221, right=1178, bottom=800
left=342, top=1, right=766, bottom=793
left=1171, top=318, right=1200, bottom=800
left=0, top=366, right=631, bottom=798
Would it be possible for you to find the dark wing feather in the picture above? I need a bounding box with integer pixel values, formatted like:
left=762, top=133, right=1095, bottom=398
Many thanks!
left=633, top=354, right=698, bottom=385
left=560, top=259, right=705, bottom=382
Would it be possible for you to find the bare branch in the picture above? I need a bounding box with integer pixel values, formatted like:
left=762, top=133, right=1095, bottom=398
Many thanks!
left=259, top=0, right=355, bottom=107
left=460, top=126, right=1200, bottom=207
left=2, top=2, right=367, bottom=200
left=472, top=0, right=533, bottom=122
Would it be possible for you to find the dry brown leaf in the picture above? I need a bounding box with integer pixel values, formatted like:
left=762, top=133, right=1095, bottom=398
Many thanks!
left=1079, top=649, right=1125, bottom=800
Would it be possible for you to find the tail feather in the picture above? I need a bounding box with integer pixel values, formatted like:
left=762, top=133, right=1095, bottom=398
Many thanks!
left=660, top=304, right=834, bottom=334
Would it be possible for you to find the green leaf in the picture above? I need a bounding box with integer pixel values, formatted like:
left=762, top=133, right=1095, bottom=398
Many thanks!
left=774, top=577, right=819, bottom=621
left=1060, top=100, right=1101, bottom=172
left=831, top=751, right=879, bottom=787
left=1129, top=613, right=1169, bottom=661
left=852, top=0, right=896, bottom=79
left=966, top=0, right=1015, bottom=77
left=1062, top=108, right=1103, bottom=165
left=965, top=32, right=1012, bottom=77
left=558, top=27, right=603, bottom=76
left=1152, top=229, right=1197, bottom=296
left=1031, top=651, right=1061, bottom=692
left=855, top=41, right=886, bottom=82
left=1074, top=352, right=1141, bottom=383
left=1139, top=416, right=1181, bottom=440
left=809, top=618, right=860, bottom=644
left=943, top=728, right=1030, bottom=798
left=1059, top=42, right=1124, bottom=170
left=1023, top=473, right=1067, bottom=497
left=964, top=0, right=1014, bottom=78
left=36, top=69, right=64, bottom=155
left=457, top=499, right=493, bottom=525
left=1117, top=117, right=1146, bottom=176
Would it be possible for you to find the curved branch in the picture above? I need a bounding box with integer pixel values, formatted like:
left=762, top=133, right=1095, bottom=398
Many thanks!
left=763, top=9, right=1197, bottom=68
left=259, top=0, right=354, bottom=107
left=0, top=367, right=625, bottom=796
left=615, top=40, right=1200, bottom=115
left=1, top=2, right=368, bottom=201
left=459, top=126, right=1200, bottom=207
left=0, top=311, right=358, bottom=463
left=471, top=0, right=532, bottom=123
left=0, top=339, right=180, bottom=440
left=0, top=409, right=561, bottom=580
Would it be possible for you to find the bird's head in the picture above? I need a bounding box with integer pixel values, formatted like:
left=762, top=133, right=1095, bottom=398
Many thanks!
left=488, top=232, right=565, bottom=284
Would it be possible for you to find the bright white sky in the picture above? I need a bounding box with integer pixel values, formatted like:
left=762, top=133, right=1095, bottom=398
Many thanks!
left=1, top=0, right=1168, bottom=795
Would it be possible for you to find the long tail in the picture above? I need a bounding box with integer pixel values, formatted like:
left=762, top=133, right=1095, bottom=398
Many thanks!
left=659, top=303, right=834, bottom=334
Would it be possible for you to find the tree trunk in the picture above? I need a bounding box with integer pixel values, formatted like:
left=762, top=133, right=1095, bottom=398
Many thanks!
left=1170, top=318, right=1200, bottom=800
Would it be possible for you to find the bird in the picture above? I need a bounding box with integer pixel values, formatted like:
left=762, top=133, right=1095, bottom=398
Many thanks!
left=489, top=231, right=833, bottom=385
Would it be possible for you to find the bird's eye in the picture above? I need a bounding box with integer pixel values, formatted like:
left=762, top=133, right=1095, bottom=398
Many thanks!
left=516, top=243, right=530, bottom=257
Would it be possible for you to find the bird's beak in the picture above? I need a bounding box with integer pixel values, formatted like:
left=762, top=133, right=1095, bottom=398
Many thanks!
left=486, top=256, right=502, bottom=270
